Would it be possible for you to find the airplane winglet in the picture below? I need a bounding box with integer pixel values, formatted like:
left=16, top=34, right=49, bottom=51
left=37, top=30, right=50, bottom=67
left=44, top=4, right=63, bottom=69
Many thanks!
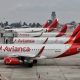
left=56, top=24, right=67, bottom=37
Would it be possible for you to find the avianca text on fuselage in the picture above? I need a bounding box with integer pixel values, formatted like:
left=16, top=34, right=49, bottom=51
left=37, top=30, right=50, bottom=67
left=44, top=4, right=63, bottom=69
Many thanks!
left=0, top=46, right=31, bottom=52
left=13, top=37, right=69, bottom=44
left=14, top=39, right=35, bottom=43
left=1, top=43, right=80, bottom=67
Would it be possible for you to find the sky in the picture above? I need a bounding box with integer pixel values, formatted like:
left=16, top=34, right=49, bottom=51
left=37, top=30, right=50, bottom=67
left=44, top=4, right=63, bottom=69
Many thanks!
left=0, top=0, right=80, bottom=24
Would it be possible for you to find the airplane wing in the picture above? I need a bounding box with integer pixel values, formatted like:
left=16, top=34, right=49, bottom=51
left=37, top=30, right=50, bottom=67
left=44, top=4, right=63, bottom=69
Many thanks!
left=33, top=32, right=43, bottom=37
left=7, top=46, right=46, bottom=59
left=8, top=53, right=47, bottom=59
left=8, top=53, right=35, bottom=58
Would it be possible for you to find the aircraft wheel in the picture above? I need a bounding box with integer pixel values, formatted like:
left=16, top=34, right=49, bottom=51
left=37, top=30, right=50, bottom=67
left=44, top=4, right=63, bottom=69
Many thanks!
left=27, top=62, right=33, bottom=67
left=33, top=59, right=37, bottom=64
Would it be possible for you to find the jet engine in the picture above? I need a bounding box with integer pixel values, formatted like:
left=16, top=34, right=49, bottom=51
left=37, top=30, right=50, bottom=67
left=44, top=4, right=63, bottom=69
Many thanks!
left=4, top=57, right=20, bottom=65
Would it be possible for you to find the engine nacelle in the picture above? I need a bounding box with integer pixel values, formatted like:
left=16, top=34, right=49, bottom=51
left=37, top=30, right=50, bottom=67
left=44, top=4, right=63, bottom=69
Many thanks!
left=4, top=57, right=20, bottom=65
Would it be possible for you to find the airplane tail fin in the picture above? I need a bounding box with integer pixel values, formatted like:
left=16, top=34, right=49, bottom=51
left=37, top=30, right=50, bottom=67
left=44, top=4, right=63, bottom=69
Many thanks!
left=72, top=31, right=80, bottom=43
left=65, top=24, right=80, bottom=44
left=47, top=19, right=59, bottom=32
left=42, top=20, right=52, bottom=28
left=56, top=24, right=67, bottom=37
left=42, top=21, right=50, bottom=28
left=65, top=31, right=80, bottom=44
left=70, top=24, right=80, bottom=37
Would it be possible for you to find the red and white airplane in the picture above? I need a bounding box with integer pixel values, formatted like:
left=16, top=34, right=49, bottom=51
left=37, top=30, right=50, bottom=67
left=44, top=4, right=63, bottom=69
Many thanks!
left=15, top=24, right=67, bottom=37
left=15, top=24, right=80, bottom=37
left=13, top=24, right=80, bottom=44
left=13, top=32, right=78, bottom=44
left=0, top=30, right=80, bottom=67
left=6, top=19, right=58, bottom=33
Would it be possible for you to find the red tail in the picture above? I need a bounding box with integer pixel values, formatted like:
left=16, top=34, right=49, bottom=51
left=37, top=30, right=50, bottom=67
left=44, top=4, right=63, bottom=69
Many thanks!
left=47, top=19, right=58, bottom=32
left=56, top=24, right=67, bottom=37
left=72, top=31, right=80, bottom=43
left=42, top=21, right=50, bottom=28
left=71, top=24, right=80, bottom=37
left=56, top=31, right=80, bottom=58
left=65, top=31, right=80, bottom=44
left=65, top=24, right=80, bottom=44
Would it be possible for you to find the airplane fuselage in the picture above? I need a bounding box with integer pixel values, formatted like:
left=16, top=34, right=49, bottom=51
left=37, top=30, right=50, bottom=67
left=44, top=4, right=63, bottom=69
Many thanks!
left=6, top=28, right=48, bottom=33
left=13, top=37, right=70, bottom=44
left=15, top=32, right=67, bottom=37
left=0, top=44, right=79, bottom=59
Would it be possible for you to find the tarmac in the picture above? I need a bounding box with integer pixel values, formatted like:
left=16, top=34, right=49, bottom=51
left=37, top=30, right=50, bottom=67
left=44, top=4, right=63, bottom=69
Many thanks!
left=0, top=54, right=80, bottom=80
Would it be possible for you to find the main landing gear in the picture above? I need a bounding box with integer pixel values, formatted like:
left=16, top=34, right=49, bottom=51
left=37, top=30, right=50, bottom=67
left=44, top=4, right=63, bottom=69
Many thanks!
left=19, top=57, right=33, bottom=67
left=27, top=59, right=38, bottom=67
left=33, top=59, right=37, bottom=64
left=27, top=62, right=33, bottom=67
left=18, top=57, right=38, bottom=67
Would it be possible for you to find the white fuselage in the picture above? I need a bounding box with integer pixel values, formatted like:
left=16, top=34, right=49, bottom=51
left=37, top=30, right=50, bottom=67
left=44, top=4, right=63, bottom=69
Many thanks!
left=13, top=37, right=69, bottom=44
left=16, top=32, right=67, bottom=37
left=0, top=44, right=71, bottom=59
left=6, top=28, right=47, bottom=33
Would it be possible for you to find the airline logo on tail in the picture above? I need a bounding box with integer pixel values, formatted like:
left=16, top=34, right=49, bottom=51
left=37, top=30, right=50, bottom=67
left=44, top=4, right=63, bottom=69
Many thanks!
left=42, top=20, right=52, bottom=28
left=65, top=24, right=80, bottom=44
left=56, top=31, right=80, bottom=58
left=47, top=19, right=59, bottom=32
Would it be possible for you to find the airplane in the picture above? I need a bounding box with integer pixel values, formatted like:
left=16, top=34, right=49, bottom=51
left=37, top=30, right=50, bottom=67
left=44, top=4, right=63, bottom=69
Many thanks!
left=6, top=19, right=58, bottom=33
left=14, top=23, right=80, bottom=38
left=42, top=20, right=52, bottom=28
left=13, top=24, right=80, bottom=44
left=13, top=26, right=79, bottom=44
left=14, top=24, right=67, bottom=37
left=1, top=30, right=80, bottom=67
